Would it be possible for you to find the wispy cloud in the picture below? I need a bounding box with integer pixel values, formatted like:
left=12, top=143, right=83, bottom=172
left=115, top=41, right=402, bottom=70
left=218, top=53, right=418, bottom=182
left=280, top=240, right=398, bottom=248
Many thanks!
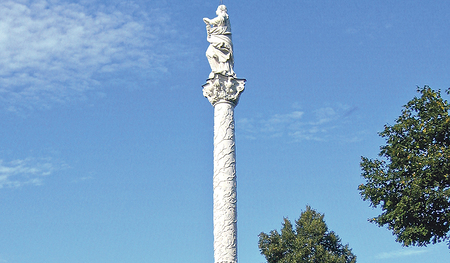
left=0, top=0, right=178, bottom=112
left=71, top=175, right=94, bottom=183
left=237, top=103, right=360, bottom=142
left=376, top=248, right=429, bottom=259
left=0, top=157, right=64, bottom=189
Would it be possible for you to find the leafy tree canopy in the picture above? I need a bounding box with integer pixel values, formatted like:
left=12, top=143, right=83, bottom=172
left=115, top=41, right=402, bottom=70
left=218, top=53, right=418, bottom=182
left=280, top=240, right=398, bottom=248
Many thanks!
left=258, top=206, right=356, bottom=263
left=359, top=86, right=450, bottom=247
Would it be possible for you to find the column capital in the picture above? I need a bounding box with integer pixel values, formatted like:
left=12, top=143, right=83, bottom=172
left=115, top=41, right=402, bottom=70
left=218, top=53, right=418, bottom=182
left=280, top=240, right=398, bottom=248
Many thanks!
left=203, top=74, right=246, bottom=107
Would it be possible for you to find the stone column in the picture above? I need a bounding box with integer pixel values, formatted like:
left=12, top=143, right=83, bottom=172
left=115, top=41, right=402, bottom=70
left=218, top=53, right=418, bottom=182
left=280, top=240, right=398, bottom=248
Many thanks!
left=203, top=74, right=245, bottom=263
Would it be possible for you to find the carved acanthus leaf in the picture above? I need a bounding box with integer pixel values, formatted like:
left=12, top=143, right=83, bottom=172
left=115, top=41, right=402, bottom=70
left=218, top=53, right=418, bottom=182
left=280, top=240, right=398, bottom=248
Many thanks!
left=203, top=74, right=245, bottom=106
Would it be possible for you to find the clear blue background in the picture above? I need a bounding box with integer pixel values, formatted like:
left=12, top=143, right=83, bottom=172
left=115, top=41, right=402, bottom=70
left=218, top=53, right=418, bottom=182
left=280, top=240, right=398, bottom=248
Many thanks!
left=1, top=0, right=450, bottom=262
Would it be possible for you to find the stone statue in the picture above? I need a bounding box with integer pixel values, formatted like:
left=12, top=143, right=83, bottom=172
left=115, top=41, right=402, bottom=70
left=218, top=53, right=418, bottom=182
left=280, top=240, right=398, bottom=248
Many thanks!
left=203, top=5, right=235, bottom=79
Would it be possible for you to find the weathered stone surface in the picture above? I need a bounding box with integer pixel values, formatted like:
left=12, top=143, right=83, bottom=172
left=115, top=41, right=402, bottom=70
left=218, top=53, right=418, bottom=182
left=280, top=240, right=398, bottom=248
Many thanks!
left=213, top=101, right=237, bottom=263
left=203, top=5, right=245, bottom=263
left=203, top=5, right=235, bottom=78
left=202, top=74, right=245, bottom=107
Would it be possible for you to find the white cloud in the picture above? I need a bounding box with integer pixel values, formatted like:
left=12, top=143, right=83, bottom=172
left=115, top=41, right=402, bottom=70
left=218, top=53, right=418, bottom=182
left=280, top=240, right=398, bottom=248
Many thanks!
left=0, top=157, right=63, bottom=188
left=239, top=111, right=305, bottom=139
left=313, top=107, right=337, bottom=124
left=71, top=175, right=94, bottom=183
left=0, top=0, right=178, bottom=112
left=237, top=104, right=359, bottom=142
left=376, top=248, right=429, bottom=259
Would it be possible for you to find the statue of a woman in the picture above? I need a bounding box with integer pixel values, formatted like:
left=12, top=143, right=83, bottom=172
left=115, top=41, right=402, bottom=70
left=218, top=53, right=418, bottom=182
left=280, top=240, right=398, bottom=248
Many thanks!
left=203, top=5, right=235, bottom=79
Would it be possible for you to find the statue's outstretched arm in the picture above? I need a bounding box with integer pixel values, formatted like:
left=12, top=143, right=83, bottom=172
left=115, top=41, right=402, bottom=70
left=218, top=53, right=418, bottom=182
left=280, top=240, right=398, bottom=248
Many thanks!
left=208, top=16, right=223, bottom=26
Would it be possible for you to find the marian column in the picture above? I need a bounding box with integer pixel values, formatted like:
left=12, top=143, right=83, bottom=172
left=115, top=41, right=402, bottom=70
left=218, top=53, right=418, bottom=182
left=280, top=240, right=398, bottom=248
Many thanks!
left=202, top=5, right=245, bottom=263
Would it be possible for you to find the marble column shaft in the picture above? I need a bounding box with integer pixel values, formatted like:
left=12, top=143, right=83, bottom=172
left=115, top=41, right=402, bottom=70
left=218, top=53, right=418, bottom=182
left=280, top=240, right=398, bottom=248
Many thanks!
left=203, top=75, right=245, bottom=263
left=213, top=101, right=237, bottom=263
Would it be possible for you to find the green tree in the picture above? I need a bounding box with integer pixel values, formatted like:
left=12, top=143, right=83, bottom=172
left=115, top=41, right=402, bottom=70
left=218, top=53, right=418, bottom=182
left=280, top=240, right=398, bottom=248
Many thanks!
left=359, top=86, right=450, bottom=247
left=258, top=206, right=356, bottom=263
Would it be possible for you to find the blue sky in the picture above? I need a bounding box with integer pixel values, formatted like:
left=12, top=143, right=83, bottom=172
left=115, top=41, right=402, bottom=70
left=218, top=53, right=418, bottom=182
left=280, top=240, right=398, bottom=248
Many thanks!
left=1, top=0, right=450, bottom=262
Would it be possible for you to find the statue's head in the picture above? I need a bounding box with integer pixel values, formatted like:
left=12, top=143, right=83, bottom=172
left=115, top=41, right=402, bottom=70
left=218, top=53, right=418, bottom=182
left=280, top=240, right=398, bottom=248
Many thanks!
left=216, top=5, right=228, bottom=16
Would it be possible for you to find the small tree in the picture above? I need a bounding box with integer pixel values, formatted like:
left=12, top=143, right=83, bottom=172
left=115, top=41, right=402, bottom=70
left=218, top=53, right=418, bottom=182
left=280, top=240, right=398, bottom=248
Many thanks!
left=258, top=206, right=356, bottom=263
left=359, top=86, right=450, bottom=247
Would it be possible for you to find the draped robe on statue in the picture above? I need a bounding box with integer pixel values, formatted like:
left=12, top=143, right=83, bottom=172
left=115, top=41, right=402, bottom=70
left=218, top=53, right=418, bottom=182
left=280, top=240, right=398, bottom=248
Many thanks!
left=205, top=14, right=235, bottom=78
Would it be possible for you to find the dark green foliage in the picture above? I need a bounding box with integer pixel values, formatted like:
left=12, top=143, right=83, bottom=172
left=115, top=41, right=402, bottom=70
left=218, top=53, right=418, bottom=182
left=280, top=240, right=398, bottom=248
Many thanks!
left=258, top=206, right=356, bottom=263
left=359, top=86, right=450, bottom=247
